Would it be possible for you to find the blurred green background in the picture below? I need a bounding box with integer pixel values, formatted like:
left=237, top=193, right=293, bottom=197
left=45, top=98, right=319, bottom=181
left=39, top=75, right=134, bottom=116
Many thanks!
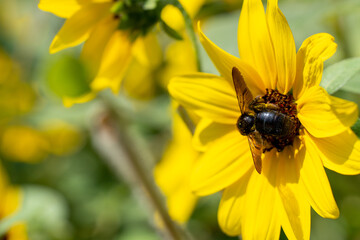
left=0, top=0, right=359, bottom=239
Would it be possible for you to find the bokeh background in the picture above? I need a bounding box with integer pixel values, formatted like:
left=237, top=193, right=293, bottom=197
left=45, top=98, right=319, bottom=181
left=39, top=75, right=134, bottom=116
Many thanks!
left=0, top=0, right=359, bottom=239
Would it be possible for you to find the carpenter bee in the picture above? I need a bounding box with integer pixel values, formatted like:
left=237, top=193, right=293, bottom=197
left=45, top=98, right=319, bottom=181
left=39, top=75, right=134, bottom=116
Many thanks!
left=232, top=67, right=298, bottom=174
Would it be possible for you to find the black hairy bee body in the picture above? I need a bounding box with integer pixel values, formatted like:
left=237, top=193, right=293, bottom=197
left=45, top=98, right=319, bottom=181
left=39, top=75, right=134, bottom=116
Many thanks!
left=254, top=110, right=296, bottom=137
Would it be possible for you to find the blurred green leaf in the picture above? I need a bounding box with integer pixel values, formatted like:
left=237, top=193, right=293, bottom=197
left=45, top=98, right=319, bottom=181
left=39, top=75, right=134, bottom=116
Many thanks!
left=116, top=227, right=159, bottom=240
left=47, top=55, right=91, bottom=98
left=321, top=57, right=360, bottom=94
left=160, top=20, right=183, bottom=40
left=341, top=196, right=360, bottom=229
left=351, top=118, right=360, bottom=138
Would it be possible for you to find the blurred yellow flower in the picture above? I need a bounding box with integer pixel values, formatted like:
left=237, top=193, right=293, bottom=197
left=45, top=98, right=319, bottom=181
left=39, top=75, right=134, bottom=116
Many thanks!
left=42, top=121, right=83, bottom=156
left=159, top=38, right=198, bottom=89
left=121, top=33, right=163, bottom=100
left=38, top=0, right=178, bottom=106
left=0, top=165, right=28, bottom=240
left=154, top=104, right=198, bottom=224
left=0, top=50, right=36, bottom=123
left=0, top=49, right=82, bottom=163
left=4, top=223, right=28, bottom=240
left=161, top=0, right=205, bottom=32
left=169, top=0, right=360, bottom=239
left=0, top=125, right=49, bottom=163
left=120, top=0, right=206, bottom=100
left=0, top=123, right=82, bottom=163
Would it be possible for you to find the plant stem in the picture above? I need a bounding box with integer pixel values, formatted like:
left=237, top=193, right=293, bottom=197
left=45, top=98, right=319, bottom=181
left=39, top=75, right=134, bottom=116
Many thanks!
left=91, top=105, right=186, bottom=240
left=167, top=0, right=202, bottom=72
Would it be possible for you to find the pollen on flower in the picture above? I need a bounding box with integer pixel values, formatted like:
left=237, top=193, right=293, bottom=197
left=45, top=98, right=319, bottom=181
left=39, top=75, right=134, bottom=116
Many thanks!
left=259, top=89, right=301, bottom=151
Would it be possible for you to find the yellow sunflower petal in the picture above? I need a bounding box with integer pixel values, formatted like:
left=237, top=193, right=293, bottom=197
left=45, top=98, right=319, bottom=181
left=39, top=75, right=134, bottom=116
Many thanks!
left=198, top=22, right=265, bottom=96
left=293, top=33, right=337, bottom=100
left=155, top=112, right=196, bottom=194
left=154, top=107, right=198, bottom=223
left=91, top=31, right=132, bottom=93
left=49, top=3, right=112, bottom=54
left=81, top=17, right=118, bottom=78
left=219, top=158, right=281, bottom=239
left=132, top=32, right=162, bottom=68
left=217, top=169, right=252, bottom=236
left=277, top=140, right=311, bottom=240
left=190, top=130, right=253, bottom=196
left=266, top=0, right=296, bottom=94
left=122, top=61, right=156, bottom=100
left=238, top=0, right=276, bottom=89
left=308, top=129, right=360, bottom=175
left=38, top=0, right=82, bottom=18
left=192, top=119, right=236, bottom=151
left=161, top=0, right=204, bottom=32
left=62, top=91, right=96, bottom=107
left=297, top=86, right=358, bottom=138
left=159, top=37, right=197, bottom=88
left=168, top=73, right=239, bottom=124
left=166, top=183, right=198, bottom=224
left=301, top=131, right=339, bottom=219
left=180, top=0, right=205, bottom=18
left=279, top=185, right=311, bottom=240
left=6, top=222, right=28, bottom=240
left=121, top=33, right=162, bottom=99
left=1, top=186, right=23, bottom=217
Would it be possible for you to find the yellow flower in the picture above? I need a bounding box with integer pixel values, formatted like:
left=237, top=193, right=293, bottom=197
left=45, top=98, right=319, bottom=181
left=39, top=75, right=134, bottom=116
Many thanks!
left=0, top=123, right=82, bottom=163
left=0, top=125, right=49, bottom=163
left=0, top=164, right=28, bottom=240
left=161, top=0, right=205, bottom=32
left=121, top=32, right=163, bottom=100
left=0, top=49, right=36, bottom=123
left=169, top=0, right=360, bottom=239
left=4, top=223, right=28, bottom=240
left=1, top=188, right=28, bottom=240
left=38, top=0, right=163, bottom=106
left=42, top=121, right=83, bottom=156
left=154, top=103, right=199, bottom=224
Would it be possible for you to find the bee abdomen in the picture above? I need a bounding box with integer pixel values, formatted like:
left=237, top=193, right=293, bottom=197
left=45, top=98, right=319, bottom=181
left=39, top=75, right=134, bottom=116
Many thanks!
left=255, top=111, right=294, bottom=137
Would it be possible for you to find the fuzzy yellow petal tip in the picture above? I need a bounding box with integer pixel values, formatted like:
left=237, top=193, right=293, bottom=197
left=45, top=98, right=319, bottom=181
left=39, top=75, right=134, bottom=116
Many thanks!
left=330, top=207, right=340, bottom=219
left=49, top=37, right=61, bottom=54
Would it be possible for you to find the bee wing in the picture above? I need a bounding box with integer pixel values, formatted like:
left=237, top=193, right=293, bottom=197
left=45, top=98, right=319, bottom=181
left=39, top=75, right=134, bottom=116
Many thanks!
left=232, top=67, right=253, bottom=114
left=247, top=135, right=263, bottom=174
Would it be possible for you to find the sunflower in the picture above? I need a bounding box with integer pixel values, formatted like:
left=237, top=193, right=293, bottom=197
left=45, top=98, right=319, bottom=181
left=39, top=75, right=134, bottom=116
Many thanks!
left=168, top=0, right=360, bottom=239
left=38, top=0, right=170, bottom=106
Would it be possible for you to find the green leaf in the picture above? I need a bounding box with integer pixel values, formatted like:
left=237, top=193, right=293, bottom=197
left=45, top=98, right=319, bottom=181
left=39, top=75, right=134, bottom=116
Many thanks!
left=321, top=57, right=360, bottom=94
left=351, top=118, right=360, bottom=138
left=160, top=20, right=183, bottom=40
left=47, top=55, right=91, bottom=98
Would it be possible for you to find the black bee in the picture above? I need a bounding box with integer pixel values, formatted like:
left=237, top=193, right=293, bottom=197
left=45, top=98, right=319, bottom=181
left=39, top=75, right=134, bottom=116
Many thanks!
left=232, top=67, right=297, bottom=174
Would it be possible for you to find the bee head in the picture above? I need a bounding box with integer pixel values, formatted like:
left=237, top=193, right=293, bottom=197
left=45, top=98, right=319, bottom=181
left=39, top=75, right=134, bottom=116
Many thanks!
left=237, top=113, right=255, bottom=135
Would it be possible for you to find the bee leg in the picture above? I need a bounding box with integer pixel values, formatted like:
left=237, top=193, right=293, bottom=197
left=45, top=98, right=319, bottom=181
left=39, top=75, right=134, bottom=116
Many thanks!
left=249, top=96, right=265, bottom=109
left=263, top=147, right=273, bottom=153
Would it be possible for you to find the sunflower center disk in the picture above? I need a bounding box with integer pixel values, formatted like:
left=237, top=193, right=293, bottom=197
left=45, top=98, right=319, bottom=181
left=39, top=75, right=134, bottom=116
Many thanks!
left=262, top=89, right=301, bottom=151
left=111, top=0, right=163, bottom=40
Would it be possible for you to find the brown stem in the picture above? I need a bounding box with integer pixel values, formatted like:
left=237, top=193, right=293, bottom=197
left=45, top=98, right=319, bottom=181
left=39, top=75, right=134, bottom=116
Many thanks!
left=91, top=110, right=187, bottom=240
